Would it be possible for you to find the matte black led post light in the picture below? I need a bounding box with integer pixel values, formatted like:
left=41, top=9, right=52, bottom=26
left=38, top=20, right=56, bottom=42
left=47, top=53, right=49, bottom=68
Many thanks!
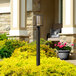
left=36, top=15, right=43, bottom=66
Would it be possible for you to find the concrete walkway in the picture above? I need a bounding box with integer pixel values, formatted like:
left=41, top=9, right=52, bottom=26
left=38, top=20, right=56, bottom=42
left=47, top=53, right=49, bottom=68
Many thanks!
left=65, top=53, right=76, bottom=65
left=66, top=60, right=76, bottom=65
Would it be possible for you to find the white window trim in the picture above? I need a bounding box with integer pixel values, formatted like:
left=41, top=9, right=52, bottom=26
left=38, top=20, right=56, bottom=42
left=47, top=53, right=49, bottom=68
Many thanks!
left=0, top=7, right=10, bottom=13
left=0, top=0, right=11, bottom=13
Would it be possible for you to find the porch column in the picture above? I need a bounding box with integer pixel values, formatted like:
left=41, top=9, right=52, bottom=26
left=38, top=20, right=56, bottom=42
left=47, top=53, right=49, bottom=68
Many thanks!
left=9, top=0, right=28, bottom=41
left=60, top=0, right=76, bottom=54
left=62, top=0, right=75, bottom=34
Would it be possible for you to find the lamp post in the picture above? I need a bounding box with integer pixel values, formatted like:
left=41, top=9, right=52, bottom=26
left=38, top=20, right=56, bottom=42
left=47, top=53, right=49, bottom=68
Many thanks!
left=36, top=15, right=43, bottom=66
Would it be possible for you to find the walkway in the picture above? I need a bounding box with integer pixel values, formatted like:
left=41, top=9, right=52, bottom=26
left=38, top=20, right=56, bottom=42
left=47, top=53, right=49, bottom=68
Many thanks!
left=66, top=60, right=76, bottom=65
left=65, top=53, right=76, bottom=65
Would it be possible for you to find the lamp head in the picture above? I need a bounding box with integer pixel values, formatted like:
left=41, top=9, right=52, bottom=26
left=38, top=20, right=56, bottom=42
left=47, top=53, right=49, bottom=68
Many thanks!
left=36, top=15, right=43, bottom=26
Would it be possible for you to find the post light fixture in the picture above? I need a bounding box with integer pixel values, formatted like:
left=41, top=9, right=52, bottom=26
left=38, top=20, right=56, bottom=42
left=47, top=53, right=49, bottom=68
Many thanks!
left=36, top=15, right=43, bottom=66
left=36, top=15, right=43, bottom=26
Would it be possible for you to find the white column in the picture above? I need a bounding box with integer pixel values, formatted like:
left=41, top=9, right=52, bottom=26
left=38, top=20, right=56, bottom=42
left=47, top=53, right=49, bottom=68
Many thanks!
left=62, top=0, right=76, bottom=34
left=12, top=0, right=18, bottom=28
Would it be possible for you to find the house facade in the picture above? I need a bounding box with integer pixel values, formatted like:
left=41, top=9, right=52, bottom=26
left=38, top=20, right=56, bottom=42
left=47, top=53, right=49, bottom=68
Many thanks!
left=0, top=0, right=76, bottom=55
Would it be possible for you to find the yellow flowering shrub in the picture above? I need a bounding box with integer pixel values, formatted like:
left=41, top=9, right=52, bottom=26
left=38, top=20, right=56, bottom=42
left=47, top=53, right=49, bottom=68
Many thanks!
left=0, top=54, right=76, bottom=76
left=0, top=42, right=76, bottom=75
left=12, top=44, right=56, bottom=58
left=40, top=44, right=56, bottom=57
left=0, top=39, right=76, bottom=75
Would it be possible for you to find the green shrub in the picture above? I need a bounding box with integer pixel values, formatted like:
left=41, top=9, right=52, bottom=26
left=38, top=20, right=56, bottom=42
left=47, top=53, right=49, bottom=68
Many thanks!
left=0, top=33, right=8, bottom=40
left=0, top=39, right=26, bottom=58
left=0, top=54, right=76, bottom=76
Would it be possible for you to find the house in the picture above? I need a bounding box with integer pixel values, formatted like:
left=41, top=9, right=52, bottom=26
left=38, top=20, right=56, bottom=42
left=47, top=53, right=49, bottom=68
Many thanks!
left=0, top=0, right=76, bottom=57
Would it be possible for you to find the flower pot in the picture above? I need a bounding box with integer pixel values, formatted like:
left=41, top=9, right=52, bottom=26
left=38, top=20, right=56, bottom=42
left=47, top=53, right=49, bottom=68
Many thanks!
left=58, top=50, right=70, bottom=60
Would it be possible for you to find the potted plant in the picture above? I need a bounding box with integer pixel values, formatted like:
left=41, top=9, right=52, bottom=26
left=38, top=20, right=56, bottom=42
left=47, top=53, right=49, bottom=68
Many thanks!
left=54, top=42, right=74, bottom=60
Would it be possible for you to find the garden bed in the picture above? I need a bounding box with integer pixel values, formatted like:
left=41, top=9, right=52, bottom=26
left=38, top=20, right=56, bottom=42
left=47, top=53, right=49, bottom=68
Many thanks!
left=0, top=35, right=76, bottom=76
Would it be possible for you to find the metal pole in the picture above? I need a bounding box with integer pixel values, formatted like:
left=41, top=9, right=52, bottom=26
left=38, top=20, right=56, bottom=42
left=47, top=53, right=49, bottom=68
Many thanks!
left=36, top=26, right=40, bottom=66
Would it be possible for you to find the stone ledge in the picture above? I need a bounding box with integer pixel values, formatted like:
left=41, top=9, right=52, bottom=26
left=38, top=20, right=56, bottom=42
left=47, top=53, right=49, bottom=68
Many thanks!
left=7, top=35, right=29, bottom=38
left=7, top=35, right=29, bottom=42
left=0, top=31, right=9, bottom=34
left=48, top=38, right=60, bottom=41
left=59, top=33, right=76, bottom=36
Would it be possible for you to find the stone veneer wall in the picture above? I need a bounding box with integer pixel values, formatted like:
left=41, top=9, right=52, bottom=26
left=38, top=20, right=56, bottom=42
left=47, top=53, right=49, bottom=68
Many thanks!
left=26, top=12, right=37, bottom=42
left=26, top=0, right=41, bottom=42
left=26, top=0, right=60, bottom=42
left=27, top=0, right=56, bottom=42
left=0, top=13, right=10, bottom=32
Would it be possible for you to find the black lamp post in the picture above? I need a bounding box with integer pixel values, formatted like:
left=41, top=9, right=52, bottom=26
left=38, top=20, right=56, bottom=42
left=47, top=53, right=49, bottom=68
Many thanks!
left=36, top=15, right=43, bottom=66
